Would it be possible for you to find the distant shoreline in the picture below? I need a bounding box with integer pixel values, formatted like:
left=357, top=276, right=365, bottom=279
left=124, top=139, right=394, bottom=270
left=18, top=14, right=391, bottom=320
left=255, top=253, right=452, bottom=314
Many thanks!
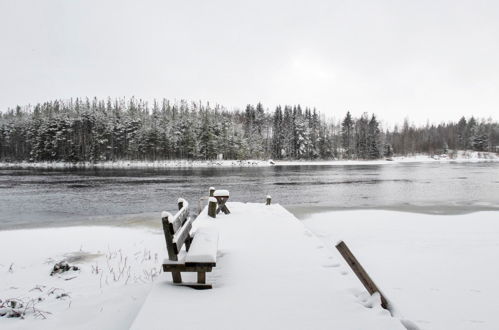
left=0, top=151, right=497, bottom=169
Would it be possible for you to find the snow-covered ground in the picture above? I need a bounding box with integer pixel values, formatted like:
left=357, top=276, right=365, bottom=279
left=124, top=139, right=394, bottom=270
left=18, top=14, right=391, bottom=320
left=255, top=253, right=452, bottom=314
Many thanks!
left=0, top=159, right=272, bottom=169
left=1, top=203, right=406, bottom=330
left=131, top=203, right=405, bottom=330
left=0, top=150, right=497, bottom=169
left=303, top=210, right=499, bottom=330
left=1, top=204, right=498, bottom=330
left=0, top=226, right=165, bottom=329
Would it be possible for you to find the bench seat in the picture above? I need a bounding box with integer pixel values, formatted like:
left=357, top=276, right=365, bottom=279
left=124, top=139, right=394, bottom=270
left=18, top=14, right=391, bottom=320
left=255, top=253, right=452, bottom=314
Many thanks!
left=185, top=227, right=218, bottom=266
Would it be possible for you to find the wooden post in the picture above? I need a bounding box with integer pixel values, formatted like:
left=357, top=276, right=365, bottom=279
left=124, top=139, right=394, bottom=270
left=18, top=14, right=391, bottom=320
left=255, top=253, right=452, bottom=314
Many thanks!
left=197, top=272, right=206, bottom=284
left=208, top=197, right=217, bottom=218
left=209, top=187, right=215, bottom=197
left=172, top=271, right=182, bottom=284
left=178, top=199, right=184, bottom=210
left=335, top=241, right=389, bottom=310
left=266, top=195, right=271, bottom=205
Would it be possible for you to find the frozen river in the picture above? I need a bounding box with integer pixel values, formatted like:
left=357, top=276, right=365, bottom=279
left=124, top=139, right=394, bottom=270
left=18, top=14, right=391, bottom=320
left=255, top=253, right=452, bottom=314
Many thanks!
left=0, top=162, right=498, bottom=229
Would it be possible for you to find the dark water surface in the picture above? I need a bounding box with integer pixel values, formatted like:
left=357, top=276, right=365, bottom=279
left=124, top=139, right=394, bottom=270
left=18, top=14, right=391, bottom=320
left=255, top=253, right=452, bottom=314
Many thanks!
left=1, top=162, right=498, bottom=229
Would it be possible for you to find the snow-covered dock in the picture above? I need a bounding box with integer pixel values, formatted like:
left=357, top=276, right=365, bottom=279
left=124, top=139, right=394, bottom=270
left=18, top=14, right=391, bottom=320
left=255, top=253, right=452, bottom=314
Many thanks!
left=131, top=202, right=404, bottom=330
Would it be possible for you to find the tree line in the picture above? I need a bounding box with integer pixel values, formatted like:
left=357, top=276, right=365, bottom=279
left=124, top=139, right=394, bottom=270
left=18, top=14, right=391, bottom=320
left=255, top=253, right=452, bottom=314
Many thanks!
left=0, top=97, right=498, bottom=162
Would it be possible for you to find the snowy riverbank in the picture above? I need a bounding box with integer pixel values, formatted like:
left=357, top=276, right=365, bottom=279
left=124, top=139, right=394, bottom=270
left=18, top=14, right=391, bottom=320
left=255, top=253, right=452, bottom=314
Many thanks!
left=0, top=151, right=497, bottom=169
left=0, top=225, right=164, bottom=329
left=1, top=203, right=406, bottom=330
left=1, top=204, right=498, bottom=329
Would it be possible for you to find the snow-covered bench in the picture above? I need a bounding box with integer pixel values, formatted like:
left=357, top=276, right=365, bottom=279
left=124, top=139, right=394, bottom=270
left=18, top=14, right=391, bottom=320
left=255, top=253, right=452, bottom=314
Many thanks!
left=161, top=198, right=219, bottom=289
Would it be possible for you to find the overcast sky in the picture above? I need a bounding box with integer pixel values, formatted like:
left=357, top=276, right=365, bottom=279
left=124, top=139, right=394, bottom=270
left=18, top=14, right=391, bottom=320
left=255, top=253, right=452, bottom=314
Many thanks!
left=1, top=0, right=498, bottom=125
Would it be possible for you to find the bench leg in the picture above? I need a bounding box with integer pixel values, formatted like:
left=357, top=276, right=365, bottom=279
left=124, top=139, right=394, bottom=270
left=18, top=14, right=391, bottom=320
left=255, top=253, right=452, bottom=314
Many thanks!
left=197, top=272, right=206, bottom=284
left=172, top=271, right=182, bottom=284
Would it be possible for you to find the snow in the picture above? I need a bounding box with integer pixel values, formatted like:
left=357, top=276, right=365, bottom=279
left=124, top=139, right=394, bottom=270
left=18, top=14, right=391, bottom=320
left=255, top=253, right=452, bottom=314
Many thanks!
left=2, top=203, right=496, bottom=330
left=160, top=211, right=172, bottom=219
left=208, top=197, right=217, bottom=203
left=130, top=203, right=404, bottom=330
left=303, top=209, right=499, bottom=330
left=163, top=252, right=186, bottom=265
left=0, top=151, right=497, bottom=169
left=0, top=159, right=272, bottom=169
left=276, top=151, right=499, bottom=166
left=213, top=189, right=229, bottom=197
left=0, top=226, right=164, bottom=330
left=184, top=227, right=219, bottom=264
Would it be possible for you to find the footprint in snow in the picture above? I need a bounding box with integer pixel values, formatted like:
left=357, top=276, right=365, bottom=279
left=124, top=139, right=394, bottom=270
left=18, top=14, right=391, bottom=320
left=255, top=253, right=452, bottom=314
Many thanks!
left=217, top=251, right=227, bottom=258
left=322, top=263, right=340, bottom=268
left=340, top=270, right=348, bottom=275
left=466, top=320, right=484, bottom=324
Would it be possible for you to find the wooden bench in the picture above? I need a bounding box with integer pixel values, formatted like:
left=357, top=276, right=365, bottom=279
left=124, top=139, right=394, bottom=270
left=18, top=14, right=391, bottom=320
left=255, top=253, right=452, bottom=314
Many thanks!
left=161, top=198, right=219, bottom=289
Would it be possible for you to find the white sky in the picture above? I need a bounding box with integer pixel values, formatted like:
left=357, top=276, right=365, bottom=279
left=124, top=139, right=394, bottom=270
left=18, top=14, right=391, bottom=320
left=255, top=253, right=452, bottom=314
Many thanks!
left=1, top=0, right=498, bottom=125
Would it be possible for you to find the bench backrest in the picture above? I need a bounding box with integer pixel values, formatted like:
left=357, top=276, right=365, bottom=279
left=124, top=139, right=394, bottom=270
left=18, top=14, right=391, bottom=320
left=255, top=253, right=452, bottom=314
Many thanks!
left=161, top=198, right=193, bottom=261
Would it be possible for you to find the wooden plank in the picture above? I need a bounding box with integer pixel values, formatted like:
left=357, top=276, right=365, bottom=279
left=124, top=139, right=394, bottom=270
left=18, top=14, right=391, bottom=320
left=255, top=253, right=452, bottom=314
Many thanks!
left=336, top=241, right=389, bottom=310
left=162, top=216, right=178, bottom=261
left=216, top=197, right=230, bottom=214
left=221, top=204, right=230, bottom=214
left=167, top=207, right=188, bottom=235
left=184, top=261, right=216, bottom=267
left=173, top=218, right=193, bottom=254
left=163, top=264, right=213, bottom=272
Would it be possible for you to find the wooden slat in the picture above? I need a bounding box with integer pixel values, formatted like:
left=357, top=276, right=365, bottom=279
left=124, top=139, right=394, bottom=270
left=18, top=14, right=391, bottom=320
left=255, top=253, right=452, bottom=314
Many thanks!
left=184, top=261, right=216, bottom=267
left=173, top=218, right=193, bottom=254
left=216, top=197, right=230, bottom=214
left=163, top=264, right=213, bottom=272
left=162, top=217, right=178, bottom=261
left=336, top=241, right=389, bottom=310
left=167, top=207, right=188, bottom=235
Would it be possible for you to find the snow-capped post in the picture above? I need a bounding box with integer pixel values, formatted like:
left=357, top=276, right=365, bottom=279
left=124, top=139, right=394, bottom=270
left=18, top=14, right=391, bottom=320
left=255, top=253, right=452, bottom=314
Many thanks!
left=335, top=241, right=389, bottom=310
left=266, top=195, right=272, bottom=205
left=208, top=197, right=217, bottom=218
left=178, top=197, right=185, bottom=210
left=209, top=187, right=215, bottom=197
